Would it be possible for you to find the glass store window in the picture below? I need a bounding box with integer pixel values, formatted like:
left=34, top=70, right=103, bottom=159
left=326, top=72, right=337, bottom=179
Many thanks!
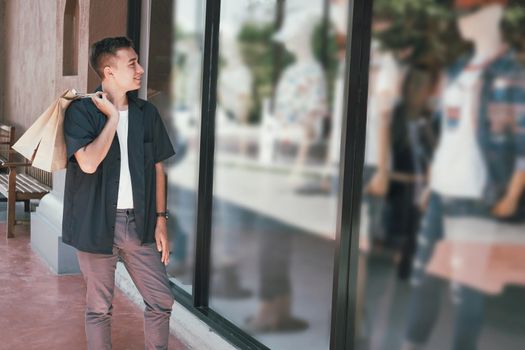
left=210, top=0, right=344, bottom=349
left=146, top=0, right=206, bottom=293
left=355, top=1, right=525, bottom=350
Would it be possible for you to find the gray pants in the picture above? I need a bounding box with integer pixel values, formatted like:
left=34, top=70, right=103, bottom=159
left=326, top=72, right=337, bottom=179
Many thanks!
left=77, top=209, right=174, bottom=350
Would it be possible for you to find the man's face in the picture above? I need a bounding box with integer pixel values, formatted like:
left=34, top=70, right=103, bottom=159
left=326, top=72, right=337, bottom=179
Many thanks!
left=106, top=47, right=144, bottom=92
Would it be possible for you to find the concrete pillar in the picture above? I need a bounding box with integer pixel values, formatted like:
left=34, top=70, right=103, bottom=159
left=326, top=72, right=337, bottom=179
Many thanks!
left=31, top=171, right=80, bottom=274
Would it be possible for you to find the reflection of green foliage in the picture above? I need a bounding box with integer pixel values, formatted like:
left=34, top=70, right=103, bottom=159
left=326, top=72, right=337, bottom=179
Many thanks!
left=373, top=0, right=465, bottom=68
left=374, top=0, right=525, bottom=66
left=503, top=2, right=525, bottom=61
left=238, top=23, right=293, bottom=123
left=313, top=21, right=339, bottom=110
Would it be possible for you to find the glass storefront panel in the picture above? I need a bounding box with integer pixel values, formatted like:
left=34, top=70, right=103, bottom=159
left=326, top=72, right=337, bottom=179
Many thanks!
left=147, top=0, right=206, bottom=293
left=209, top=0, right=347, bottom=349
left=356, top=1, right=525, bottom=349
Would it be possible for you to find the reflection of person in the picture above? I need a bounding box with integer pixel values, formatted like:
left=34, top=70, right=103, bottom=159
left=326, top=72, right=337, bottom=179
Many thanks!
left=245, top=224, right=307, bottom=333
left=148, top=80, right=191, bottom=279
left=272, top=11, right=327, bottom=180
left=210, top=24, right=255, bottom=297
left=363, top=39, right=405, bottom=244
left=404, top=2, right=525, bottom=349
left=326, top=1, right=404, bottom=247
left=217, top=23, right=253, bottom=156
left=174, top=38, right=202, bottom=119
left=217, top=24, right=253, bottom=127
left=244, top=11, right=326, bottom=333
left=62, top=37, right=175, bottom=350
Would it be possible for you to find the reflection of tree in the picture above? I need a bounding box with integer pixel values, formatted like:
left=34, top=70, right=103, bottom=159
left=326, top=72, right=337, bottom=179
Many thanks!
left=238, top=23, right=293, bottom=124
left=502, top=1, right=525, bottom=61
left=313, top=22, right=338, bottom=128
left=374, top=0, right=464, bottom=69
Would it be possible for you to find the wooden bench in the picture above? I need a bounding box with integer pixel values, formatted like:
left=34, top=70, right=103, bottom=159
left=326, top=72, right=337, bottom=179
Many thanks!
left=0, top=125, right=15, bottom=165
left=0, top=124, right=52, bottom=238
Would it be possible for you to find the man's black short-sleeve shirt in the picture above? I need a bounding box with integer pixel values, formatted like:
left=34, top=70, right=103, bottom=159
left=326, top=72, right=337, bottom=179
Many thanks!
left=62, top=88, right=175, bottom=254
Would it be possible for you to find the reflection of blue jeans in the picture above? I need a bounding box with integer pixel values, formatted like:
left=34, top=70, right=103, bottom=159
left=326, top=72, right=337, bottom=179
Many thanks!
left=363, top=166, right=386, bottom=241
left=406, top=193, right=485, bottom=350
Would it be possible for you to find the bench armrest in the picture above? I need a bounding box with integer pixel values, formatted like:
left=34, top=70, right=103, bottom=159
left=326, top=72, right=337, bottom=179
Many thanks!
left=1, top=161, right=32, bottom=168
left=0, top=149, right=32, bottom=168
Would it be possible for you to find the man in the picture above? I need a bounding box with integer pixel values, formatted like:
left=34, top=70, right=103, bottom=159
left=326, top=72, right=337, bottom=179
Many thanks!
left=62, top=37, right=175, bottom=350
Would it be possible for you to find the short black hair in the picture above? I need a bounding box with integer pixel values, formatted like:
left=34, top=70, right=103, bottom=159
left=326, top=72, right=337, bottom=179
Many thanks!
left=89, top=36, right=135, bottom=79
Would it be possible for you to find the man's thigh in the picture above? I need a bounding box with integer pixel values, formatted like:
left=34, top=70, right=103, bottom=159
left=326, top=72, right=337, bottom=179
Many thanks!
left=77, top=249, right=119, bottom=311
left=120, top=216, right=173, bottom=308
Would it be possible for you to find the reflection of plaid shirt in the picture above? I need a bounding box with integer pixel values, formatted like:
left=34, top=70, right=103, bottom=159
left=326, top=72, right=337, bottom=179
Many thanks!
left=444, top=50, right=525, bottom=203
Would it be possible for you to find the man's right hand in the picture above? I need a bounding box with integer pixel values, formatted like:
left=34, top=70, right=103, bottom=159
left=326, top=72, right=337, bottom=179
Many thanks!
left=91, top=92, right=119, bottom=118
left=418, top=187, right=431, bottom=212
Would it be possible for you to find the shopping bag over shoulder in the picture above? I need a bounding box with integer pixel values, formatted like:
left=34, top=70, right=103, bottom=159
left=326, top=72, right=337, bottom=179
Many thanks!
left=12, top=89, right=78, bottom=172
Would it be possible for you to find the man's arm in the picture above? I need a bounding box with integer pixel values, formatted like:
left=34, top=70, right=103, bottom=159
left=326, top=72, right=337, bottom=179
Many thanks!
left=366, top=107, right=391, bottom=196
left=492, top=170, right=525, bottom=218
left=493, top=76, right=525, bottom=218
left=75, top=93, right=119, bottom=174
left=155, top=162, right=170, bottom=265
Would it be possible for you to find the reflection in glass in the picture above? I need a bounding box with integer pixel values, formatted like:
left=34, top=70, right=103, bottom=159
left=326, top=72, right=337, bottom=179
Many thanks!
left=357, top=1, right=525, bottom=349
left=209, top=0, right=343, bottom=349
left=147, top=0, right=206, bottom=293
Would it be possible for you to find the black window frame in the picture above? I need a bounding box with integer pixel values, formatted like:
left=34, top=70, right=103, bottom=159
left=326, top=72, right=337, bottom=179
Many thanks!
left=127, top=0, right=373, bottom=348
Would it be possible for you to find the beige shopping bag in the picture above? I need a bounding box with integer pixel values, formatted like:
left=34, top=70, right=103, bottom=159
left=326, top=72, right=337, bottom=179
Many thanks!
left=12, top=89, right=79, bottom=172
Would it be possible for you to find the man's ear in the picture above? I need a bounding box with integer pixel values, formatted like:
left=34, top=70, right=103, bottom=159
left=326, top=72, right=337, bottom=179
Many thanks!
left=103, top=65, right=113, bottom=80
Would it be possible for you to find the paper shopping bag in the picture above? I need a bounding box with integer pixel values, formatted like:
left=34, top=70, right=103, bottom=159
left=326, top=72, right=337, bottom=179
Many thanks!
left=12, top=89, right=78, bottom=172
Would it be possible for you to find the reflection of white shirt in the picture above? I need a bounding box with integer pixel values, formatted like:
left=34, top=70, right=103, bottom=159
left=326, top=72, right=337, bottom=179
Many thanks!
left=365, top=46, right=403, bottom=166
left=117, top=110, right=134, bottom=209
left=431, top=70, right=487, bottom=198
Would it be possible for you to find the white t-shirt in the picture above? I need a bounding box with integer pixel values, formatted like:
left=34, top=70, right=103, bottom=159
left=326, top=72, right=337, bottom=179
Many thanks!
left=116, top=109, right=134, bottom=209
left=430, top=69, right=487, bottom=199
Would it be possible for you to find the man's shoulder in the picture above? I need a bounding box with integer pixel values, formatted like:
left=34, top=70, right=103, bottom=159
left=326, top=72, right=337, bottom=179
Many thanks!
left=141, top=99, right=157, bottom=112
left=66, top=98, right=94, bottom=117
left=64, top=98, right=93, bottom=124
left=67, top=98, right=86, bottom=112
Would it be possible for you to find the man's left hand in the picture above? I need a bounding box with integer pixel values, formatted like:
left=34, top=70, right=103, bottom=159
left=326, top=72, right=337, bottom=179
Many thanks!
left=366, top=170, right=389, bottom=197
left=155, top=218, right=170, bottom=266
left=492, top=195, right=518, bottom=218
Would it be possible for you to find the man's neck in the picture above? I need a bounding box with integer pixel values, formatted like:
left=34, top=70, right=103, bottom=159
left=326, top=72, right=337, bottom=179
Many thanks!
left=471, top=36, right=505, bottom=66
left=101, top=82, right=129, bottom=111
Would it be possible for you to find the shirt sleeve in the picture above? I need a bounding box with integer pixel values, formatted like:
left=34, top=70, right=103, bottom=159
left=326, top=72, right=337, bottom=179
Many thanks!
left=64, top=101, right=97, bottom=161
left=152, top=106, right=176, bottom=163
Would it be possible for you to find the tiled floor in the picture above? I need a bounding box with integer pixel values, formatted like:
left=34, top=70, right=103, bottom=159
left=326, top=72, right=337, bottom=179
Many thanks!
left=0, top=221, right=187, bottom=350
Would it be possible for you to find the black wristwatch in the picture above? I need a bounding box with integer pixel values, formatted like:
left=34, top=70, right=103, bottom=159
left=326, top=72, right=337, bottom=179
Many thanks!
left=156, top=211, right=169, bottom=220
